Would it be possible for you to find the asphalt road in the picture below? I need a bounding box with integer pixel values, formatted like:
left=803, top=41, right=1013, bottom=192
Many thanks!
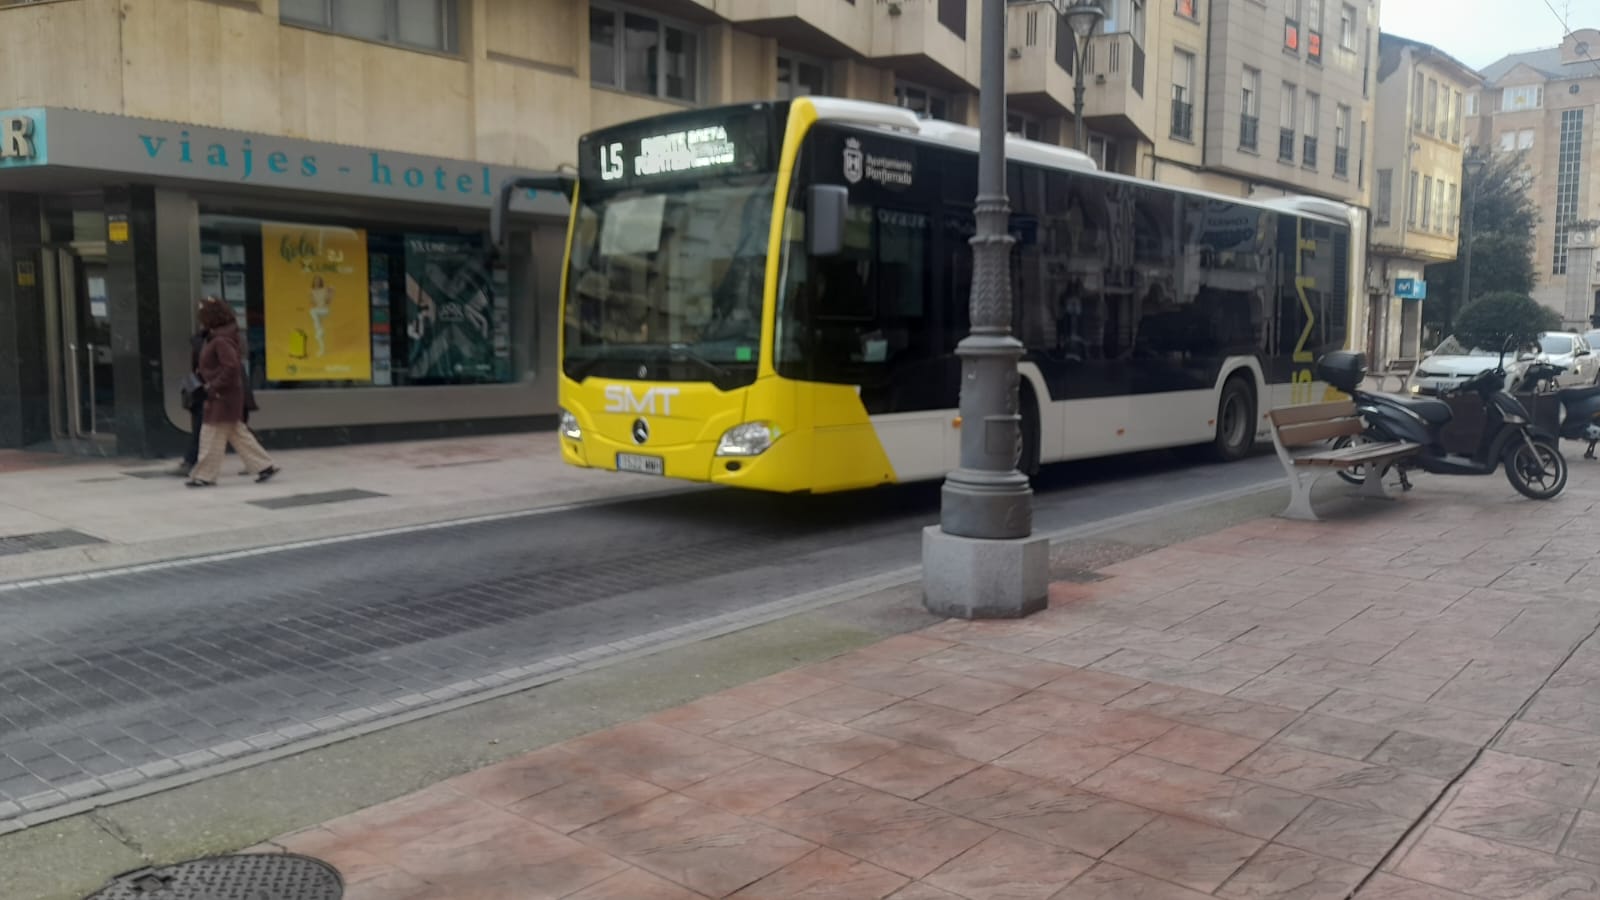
left=0, top=449, right=1282, bottom=822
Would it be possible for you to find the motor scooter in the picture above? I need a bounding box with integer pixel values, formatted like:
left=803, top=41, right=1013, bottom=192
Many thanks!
left=1319, top=343, right=1568, bottom=500
left=1510, top=360, right=1600, bottom=460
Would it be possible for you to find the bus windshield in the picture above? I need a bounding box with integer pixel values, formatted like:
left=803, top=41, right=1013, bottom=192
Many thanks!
left=564, top=175, right=774, bottom=386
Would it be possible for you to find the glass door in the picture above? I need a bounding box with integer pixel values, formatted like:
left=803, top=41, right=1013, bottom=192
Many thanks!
left=43, top=245, right=114, bottom=443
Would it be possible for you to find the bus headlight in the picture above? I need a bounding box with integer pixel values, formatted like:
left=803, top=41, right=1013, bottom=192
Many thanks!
left=559, top=408, right=582, bottom=440
left=716, top=422, right=780, bottom=457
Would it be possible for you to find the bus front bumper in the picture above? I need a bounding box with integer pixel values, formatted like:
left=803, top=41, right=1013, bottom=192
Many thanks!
left=559, top=430, right=809, bottom=493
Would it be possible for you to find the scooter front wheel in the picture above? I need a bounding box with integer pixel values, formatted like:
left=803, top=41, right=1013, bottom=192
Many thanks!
left=1505, top=436, right=1568, bottom=500
left=1332, top=434, right=1373, bottom=485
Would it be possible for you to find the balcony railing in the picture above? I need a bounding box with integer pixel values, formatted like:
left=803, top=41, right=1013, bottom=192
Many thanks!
left=1334, top=146, right=1349, bottom=177
left=1279, top=127, right=1295, bottom=161
left=1240, top=114, right=1259, bottom=150
left=1303, top=135, right=1319, bottom=168
left=1171, top=99, right=1194, bottom=140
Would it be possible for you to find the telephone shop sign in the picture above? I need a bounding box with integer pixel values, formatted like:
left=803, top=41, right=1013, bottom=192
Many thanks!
left=581, top=108, right=774, bottom=188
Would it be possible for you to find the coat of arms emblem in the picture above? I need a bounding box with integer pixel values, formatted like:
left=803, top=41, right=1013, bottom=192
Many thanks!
left=843, top=138, right=864, bottom=184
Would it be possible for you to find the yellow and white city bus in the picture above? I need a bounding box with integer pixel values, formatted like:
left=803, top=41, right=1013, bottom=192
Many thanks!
left=520, top=96, right=1364, bottom=494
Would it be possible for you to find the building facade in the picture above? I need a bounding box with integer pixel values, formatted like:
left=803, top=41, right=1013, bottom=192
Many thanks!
left=1470, top=28, right=1600, bottom=326
left=0, top=0, right=1385, bottom=458
left=1365, top=33, right=1477, bottom=365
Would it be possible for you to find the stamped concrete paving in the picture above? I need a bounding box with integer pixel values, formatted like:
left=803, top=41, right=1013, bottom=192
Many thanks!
left=250, top=471, right=1600, bottom=898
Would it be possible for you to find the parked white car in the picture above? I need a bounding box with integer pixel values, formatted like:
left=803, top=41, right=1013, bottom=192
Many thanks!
left=1408, top=337, right=1532, bottom=396
left=1533, top=332, right=1600, bottom=385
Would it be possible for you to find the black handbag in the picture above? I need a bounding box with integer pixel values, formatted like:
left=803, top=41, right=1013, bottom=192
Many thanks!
left=180, top=373, right=205, bottom=410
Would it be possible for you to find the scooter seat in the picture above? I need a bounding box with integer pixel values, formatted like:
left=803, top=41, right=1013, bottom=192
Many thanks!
left=1557, top=385, right=1600, bottom=403
left=1375, top=393, right=1454, bottom=425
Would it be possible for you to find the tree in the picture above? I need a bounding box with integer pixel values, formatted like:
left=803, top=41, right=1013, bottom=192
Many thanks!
left=1452, top=292, right=1561, bottom=352
left=1423, top=146, right=1540, bottom=334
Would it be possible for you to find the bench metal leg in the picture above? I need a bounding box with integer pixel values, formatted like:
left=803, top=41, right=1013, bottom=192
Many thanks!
left=1357, top=464, right=1397, bottom=500
left=1280, top=470, right=1321, bottom=521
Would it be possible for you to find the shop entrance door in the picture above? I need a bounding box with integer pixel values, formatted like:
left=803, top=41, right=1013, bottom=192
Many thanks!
left=42, top=244, right=114, bottom=445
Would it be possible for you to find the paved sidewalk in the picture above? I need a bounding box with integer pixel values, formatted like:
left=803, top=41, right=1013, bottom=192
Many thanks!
left=0, top=433, right=670, bottom=581
left=243, top=466, right=1600, bottom=899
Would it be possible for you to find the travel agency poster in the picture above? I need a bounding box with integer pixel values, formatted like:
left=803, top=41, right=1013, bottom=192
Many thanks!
left=262, top=222, right=372, bottom=382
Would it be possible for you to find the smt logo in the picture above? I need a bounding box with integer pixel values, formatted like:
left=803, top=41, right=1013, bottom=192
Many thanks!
left=604, top=385, right=681, bottom=416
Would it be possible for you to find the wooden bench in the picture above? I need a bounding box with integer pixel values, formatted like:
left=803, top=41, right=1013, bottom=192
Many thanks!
left=1267, top=400, right=1422, bottom=521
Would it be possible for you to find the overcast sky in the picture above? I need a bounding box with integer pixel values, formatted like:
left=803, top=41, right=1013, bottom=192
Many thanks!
left=1379, top=0, right=1594, bottom=69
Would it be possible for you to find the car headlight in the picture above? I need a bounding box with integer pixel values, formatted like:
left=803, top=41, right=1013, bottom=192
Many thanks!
left=559, top=409, right=582, bottom=440
left=716, top=422, right=780, bottom=457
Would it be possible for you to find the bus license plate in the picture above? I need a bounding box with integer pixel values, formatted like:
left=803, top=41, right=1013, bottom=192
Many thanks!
left=616, top=453, right=664, bottom=476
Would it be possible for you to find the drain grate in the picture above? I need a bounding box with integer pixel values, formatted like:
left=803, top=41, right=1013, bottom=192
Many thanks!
left=0, top=529, right=106, bottom=558
left=86, top=854, right=342, bottom=900
left=249, top=489, right=387, bottom=510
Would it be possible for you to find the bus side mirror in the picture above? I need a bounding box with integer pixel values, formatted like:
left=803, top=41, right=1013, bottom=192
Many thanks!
left=491, top=170, right=576, bottom=251
left=807, top=185, right=849, bottom=258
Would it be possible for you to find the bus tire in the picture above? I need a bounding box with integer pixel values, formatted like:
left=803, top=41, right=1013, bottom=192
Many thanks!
left=1016, top=383, right=1041, bottom=477
left=1207, top=374, right=1257, bottom=463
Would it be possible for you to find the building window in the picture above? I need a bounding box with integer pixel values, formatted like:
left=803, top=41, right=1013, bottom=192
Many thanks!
left=590, top=3, right=701, bottom=102
left=1280, top=83, right=1297, bottom=161
left=1088, top=134, right=1120, bottom=171
left=1466, top=92, right=1480, bottom=116
left=896, top=81, right=953, bottom=121
left=280, top=0, right=458, bottom=53
left=1305, top=0, right=1322, bottom=60
left=777, top=51, right=828, bottom=99
left=1175, top=0, right=1197, bottom=20
left=938, top=0, right=967, bottom=39
left=1502, top=85, right=1543, bottom=112
left=1171, top=48, right=1196, bottom=140
left=1240, top=66, right=1261, bottom=151
left=1008, top=112, right=1042, bottom=140
left=1451, top=90, right=1463, bottom=143
left=1433, top=179, right=1445, bottom=233
left=1376, top=168, right=1393, bottom=224
left=1421, top=175, right=1433, bottom=230
left=1334, top=104, right=1350, bottom=177
left=1358, top=119, right=1367, bottom=187
left=1425, top=79, right=1438, bottom=136
left=1501, top=128, right=1536, bottom=152
left=1407, top=171, right=1419, bottom=226
left=1554, top=109, right=1584, bottom=275
left=1438, top=83, right=1450, bottom=137
left=199, top=213, right=516, bottom=391
left=1339, top=3, right=1356, bottom=50
left=1303, top=91, right=1319, bottom=168
left=1447, top=181, right=1459, bottom=232
left=1412, top=73, right=1425, bottom=130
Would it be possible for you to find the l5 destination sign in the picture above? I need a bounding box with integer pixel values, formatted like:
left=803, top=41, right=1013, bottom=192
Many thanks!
left=578, top=103, right=779, bottom=191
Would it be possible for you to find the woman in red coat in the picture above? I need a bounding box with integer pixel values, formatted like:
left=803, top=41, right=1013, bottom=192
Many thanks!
left=188, top=297, right=279, bottom=487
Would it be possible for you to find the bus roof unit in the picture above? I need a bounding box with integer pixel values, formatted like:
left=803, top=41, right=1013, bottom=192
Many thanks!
left=806, top=97, right=1099, bottom=174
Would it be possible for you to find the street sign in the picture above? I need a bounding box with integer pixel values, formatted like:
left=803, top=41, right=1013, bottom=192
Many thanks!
left=1395, top=278, right=1427, bottom=300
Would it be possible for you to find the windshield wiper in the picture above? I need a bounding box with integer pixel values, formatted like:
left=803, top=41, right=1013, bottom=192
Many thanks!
left=668, top=343, right=734, bottom=380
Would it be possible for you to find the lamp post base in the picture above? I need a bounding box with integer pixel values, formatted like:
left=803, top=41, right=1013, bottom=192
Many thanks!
left=922, top=525, right=1049, bottom=620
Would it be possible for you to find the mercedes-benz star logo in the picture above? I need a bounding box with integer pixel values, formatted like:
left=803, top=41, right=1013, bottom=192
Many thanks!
left=631, top=418, right=650, bottom=445
left=637, top=364, right=648, bottom=379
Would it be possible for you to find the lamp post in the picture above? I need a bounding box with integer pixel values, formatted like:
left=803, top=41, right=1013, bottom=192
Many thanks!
left=1458, top=154, right=1485, bottom=332
left=922, top=0, right=1049, bottom=619
left=1060, top=0, right=1105, bottom=153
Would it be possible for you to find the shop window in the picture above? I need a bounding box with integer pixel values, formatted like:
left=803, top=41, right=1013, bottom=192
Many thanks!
left=199, top=213, right=515, bottom=390
left=280, top=0, right=458, bottom=53
left=590, top=2, right=701, bottom=102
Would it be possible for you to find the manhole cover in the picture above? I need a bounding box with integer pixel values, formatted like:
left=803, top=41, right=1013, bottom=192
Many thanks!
left=86, top=854, right=342, bottom=900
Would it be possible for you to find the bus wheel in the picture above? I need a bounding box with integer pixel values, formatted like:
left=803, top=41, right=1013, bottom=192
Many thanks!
left=1208, top=375, right=1256, bottom=463
left=1015, top=386, right=1041, bottom=477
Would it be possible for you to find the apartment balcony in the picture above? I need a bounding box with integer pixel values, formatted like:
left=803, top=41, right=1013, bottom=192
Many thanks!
left=718, top=0, right=874, bottom=56
left=1302, top=135, right=1318, bottom=170
left=1078, top=31, right=1154, bottom=143
left=869, top=0, right=976, bottom=89
left=1278, top=127, right=1295, bottom=163
left=1004, top=1, right=1080, bottom=115
left=1170, top=99, right=1194, bottom=141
